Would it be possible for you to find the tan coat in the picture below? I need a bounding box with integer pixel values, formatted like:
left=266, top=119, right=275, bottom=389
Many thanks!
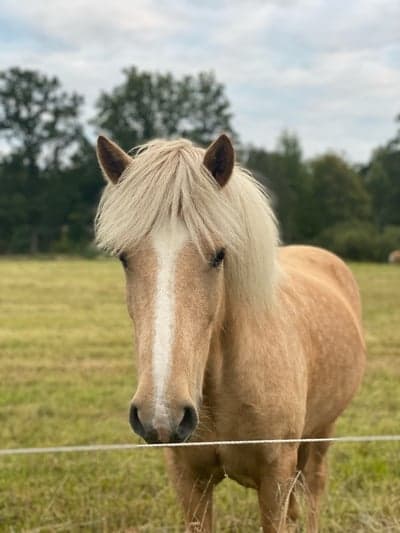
left=166, top=245, right=365, bottom=532
left=95, top=134, right=366, bottom=532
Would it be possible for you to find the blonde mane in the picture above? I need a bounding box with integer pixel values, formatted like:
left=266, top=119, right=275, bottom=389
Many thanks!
left=95, top=138, right=280, bottom=308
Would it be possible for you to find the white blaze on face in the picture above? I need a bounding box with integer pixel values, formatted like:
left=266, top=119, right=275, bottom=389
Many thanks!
left=151, top=221, right=189, bottom=428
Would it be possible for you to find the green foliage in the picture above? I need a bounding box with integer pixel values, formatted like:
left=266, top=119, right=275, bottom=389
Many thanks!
left=0, top=64, right=399, bottom=260
left=314, top=222, right=400, bottom=261
left=93, top=67, right=235, bottom=149
left=246, top=132, right=315, bottom=243
left=380, top=225, right=400, bottom=257
left=363, top=143, right=400, bottom=228
left=245, top=137, right=374, bottom=247
left=309, top=153, right=372, bottom=227
left=0, top=68, right=84, bottom=253
left=315, top=222, right=379, bottom=261
left=0, top=66, right=237, bottom=254
left=0, top=67, right=83, bottom=170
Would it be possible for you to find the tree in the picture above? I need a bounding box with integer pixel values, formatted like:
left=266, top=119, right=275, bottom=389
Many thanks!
left=309, top=153, right=372, bottom=231
left=0, top=67, right=84, bottom=252
left=0, top=67, right=83, bottom=172
left=93, top=67, right=236, bottom=149
left=179, top=72, right=235, bottom=146
left=363, top=144, right=400, bottom=229
left=363, top=155, right=392, bottom=229
left=246, top=132, right=314, bottom=243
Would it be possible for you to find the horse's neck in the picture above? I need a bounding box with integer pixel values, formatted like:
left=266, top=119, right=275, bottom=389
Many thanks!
left=205, top=303, right=273, bottom=394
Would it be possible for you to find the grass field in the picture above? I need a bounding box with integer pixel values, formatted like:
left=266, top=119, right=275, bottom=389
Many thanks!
left=0, top=258, right=399, bottom=532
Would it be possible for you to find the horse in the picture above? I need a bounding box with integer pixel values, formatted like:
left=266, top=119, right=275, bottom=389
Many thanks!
left=388, top=250, right=400, bottom=264
left=95, top=133, right=366, bottom=532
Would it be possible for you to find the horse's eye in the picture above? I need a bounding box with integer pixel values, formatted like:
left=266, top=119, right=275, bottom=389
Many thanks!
left=210, top=248, right=225, bottom=268
left=118, top=252, right=128, bottom=269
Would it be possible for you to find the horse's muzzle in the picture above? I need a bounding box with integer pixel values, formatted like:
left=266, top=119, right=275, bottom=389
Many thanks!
left=129, top=404, right=198, bottom=444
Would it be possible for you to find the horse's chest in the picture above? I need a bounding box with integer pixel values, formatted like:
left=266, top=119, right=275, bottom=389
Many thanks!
left=216, top=447, right=265, bottom=489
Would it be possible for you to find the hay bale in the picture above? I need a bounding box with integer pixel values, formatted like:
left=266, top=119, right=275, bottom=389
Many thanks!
left=388, top=250, right=400, bottom=264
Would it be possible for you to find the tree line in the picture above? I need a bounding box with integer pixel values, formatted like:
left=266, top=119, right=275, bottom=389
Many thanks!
left=0, top=66, right=399, bottom=260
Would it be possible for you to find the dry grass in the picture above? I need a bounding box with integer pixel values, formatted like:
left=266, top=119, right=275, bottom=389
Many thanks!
left=0, top=259, right=399, bottom=532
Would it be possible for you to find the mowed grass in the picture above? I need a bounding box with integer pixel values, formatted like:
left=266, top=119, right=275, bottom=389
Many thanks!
left=0, top=258, right=399, bottom=532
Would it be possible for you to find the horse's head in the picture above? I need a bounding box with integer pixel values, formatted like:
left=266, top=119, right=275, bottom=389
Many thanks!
left=96, top=135, right=235, bottom=443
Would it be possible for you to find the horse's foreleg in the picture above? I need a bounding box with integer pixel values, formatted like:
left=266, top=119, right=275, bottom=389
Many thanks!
left=304, top=425, right=334, bottom=532
left=173, top=471, right=215, bottom=533
left=257, top=445, right=298, bottom=533
left=165, top=452, right=216, bottom=533
left=288, top=442, right=310, bottom=526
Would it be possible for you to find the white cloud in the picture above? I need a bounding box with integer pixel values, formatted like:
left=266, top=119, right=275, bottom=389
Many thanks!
left=1, top=0, right=180, bottom=42
left=0, top=0, right=399, bottom=161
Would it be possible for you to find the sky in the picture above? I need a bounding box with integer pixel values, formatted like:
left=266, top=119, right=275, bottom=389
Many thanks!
left=0, top=0, right=399, bottom=162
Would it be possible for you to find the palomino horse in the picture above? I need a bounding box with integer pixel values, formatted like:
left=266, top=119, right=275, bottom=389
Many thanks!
left=95, top=134, right=365, bottom=532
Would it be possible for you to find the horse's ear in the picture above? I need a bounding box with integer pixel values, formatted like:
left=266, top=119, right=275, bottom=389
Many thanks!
left=203, top=134, right=235, bottom=188
left=96, top=135, right=132, bottom=184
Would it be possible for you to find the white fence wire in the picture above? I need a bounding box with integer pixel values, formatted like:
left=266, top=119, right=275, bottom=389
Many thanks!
left=1, top=434, right=399, bottom=456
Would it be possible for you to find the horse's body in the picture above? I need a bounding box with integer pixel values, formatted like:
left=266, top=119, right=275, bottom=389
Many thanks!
left=95, top=134, right=365, bottom=532
left=166, top=245, right=365, bottom=531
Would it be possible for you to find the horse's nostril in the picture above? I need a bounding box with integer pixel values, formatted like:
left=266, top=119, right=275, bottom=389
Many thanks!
left=176, top=405, right=198, bottom=442
left=129, top=404, right=146, bottom=439
left=130, top=403, right=198, bottom=444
